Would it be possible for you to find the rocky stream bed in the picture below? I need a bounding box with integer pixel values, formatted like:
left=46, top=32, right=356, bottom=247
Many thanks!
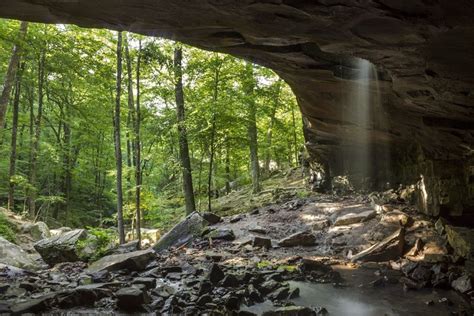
left=1, top=188, right=474, bottom=315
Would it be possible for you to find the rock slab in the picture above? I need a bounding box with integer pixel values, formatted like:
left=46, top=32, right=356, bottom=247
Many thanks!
left=351, top=228, right=405, bottom=262
left=153, top=212, right=203, bottom=252
left=334, top=210, right=376, bottom=226
left=0, top=237, right=39, bottom=270
left=445, top=225, right=474, bottom=259
left=278, top=231, right=316, bottom=247
left=34, top=229, right=87, bottom=266
left=87, top=249, right=155, bottom=273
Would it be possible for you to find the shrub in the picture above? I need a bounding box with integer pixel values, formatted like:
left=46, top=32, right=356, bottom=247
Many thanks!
left=0, top=212, right=16, bottom=243
left=77, top=227, right=117, bottom=261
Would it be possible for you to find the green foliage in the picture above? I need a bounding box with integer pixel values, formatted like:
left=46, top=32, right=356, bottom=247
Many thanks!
left=256, top=260, right=297, bottom=273
left=0, top=212, right=16, bottom=242
left=0, top=20, right=304, bottom=231
left=77, top=226, right=117, bottom=261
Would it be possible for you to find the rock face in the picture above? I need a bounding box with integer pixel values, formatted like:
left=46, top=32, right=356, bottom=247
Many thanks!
left=445, top=225, right=474, bottom=259
left=87, top=249, right=155, bottom=273
left=0, top=237, right=39, bottom=270
left=351, top=228, right=405, bottom=262
left=153, top=212, right=203, bottom=252
left=34, top=229, right=87, bottom=266
left=1, top=1, right=473, bottom=216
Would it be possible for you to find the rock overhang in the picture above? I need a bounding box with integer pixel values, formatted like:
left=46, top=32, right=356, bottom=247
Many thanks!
left=0, top=0, right=473, bottom=214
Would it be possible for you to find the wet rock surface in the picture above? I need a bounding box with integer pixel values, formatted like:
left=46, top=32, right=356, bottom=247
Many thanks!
left=1, top=190, right=474, bottom=315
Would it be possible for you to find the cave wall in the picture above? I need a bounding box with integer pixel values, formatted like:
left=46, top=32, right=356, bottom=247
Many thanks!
left=0, top=0, right=473, bottom=217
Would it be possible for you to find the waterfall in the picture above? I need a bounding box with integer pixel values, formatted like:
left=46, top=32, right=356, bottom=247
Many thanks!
left=343, top=58, right=386, bottom=189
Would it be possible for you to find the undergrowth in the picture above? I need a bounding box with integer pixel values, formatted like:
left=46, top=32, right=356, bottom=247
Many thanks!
left=0, top=212, right=16, bottom=242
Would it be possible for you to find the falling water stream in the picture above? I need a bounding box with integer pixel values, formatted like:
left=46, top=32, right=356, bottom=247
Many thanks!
left=342, top=58, right=388, bottom=189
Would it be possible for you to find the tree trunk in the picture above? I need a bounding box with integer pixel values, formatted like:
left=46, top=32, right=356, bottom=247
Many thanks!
left=225, top=138, right=231, bottom=195
left=0, top=22, right=28, bottom=130
left=207, top=55, right=221, bottom=212
left=264, top=80, right=282, bottom=174
left=245, top=63, right=260, bottom=193
left=114, top=31, right=125, bottom=244
left=125, top=35, right=135, bottom=208
left=27, top=49, right=45, bottom=218
left=291, top=103, right=298, bottom=166
left=174, top=46, right=196, bottom=215
left=62, top=91, right=72, bottom=224
left=7, top=63, right=23, bottom=210
left=135, top=39, right=142, bottom=247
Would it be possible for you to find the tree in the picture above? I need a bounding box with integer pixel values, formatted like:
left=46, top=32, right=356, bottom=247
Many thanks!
left=27, top=46, right=46, bottom=218
left=0, top=21, right=28, bottom=130
left=243, top=63, right=260, bottom=193
left=7, top=63, right=23, bottom=210
left=114, top=31, right=125, bottom=244
left=207, top=53, right=222, bottom=212
left=264, top=79, right=282, bottom=174
left=174, top=45, right=196, bottom=214
left=0, top=21, right=304, bottom=233
left=135, top=38, right=143, bottom=245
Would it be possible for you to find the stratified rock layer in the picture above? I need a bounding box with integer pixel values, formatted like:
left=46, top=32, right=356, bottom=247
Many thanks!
left=0, top=1, right=473, bottom=215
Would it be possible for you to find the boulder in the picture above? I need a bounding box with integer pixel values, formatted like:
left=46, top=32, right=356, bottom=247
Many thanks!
left=435, top=217, right=448, bottom=235
left=381, top=211, right=411, bottom=227
left=9, top=293, right=57, bottom=314
left=153, top=212, right=203, bottom=252
left=34, top=229, right=88, bottom=266
left=116, top=286, right=149, bottom=310
left=351, top=228, right=405, bottom=262
left=202, top=212, right=222, bottom=225
left=57, top=283, right=112, bottom=308
left=421, top=241, right=449, bottom=263
left=334, top=210, right=376, bottom=226
left=108, top=240, right=139, bottom=255
left=445, top=225, right=474, bottom=259
left=50, top=227, right=72, bottom=236
left=22, top=222, right=50, bottom=241
left=87, top=249, right=155, bottom=273
left=252, top=236, right=272, bottom=248
left=312, top=219, right=330, bottom=231
left=0, top=237, right=39, bottom=270
left=205, top=228, right=235, bottom=241
left=451, top=274, right=472, bottom=293
left=208, top=263, right=225, bottom=284
left=278, top=231, right=316, bottom=247
left=262, top=306, right=318, bottom=316
left=132, top=277, right=157, bottom=289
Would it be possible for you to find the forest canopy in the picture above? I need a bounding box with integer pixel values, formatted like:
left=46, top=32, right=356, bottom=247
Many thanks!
left=0, top=19, right=303, bottom=233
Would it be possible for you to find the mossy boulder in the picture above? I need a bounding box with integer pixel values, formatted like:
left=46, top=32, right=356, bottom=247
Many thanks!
left=34, top=229, right=89, bottom=265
